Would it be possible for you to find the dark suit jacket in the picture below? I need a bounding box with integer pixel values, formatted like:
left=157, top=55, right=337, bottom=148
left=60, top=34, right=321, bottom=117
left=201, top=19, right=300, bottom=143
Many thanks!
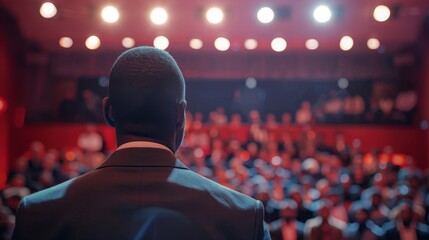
left=12, top=148, right=270, bottom=240
left=269, top=220, right=304, bottom=240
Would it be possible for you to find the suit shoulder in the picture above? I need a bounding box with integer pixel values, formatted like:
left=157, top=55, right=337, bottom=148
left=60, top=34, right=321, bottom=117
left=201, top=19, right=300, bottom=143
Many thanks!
left=23, top=178, right=75, bottom=206
left=172, top=169, right=260, bottom=210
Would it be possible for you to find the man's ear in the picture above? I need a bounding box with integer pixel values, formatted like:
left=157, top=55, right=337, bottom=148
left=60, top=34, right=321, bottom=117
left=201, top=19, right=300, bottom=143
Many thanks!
left=102, top=97, right=115, bottom=127
left=176, top=100, right=187, bottom=129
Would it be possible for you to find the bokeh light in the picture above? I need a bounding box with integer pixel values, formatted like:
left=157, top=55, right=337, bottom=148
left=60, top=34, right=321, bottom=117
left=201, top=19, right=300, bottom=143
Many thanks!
left=340, top=36, right=353, bottom=51
left=101, top=6, right=119, bottom=23
left=206, top=7, right=224, bottom=24
left=373, top=5, right=390, bottom=22
left=153, top=36, right=169, bottom=49
left=214, top=37, right=230, bottom=51
left=150, top=7, right=168, bottom=25
left=59, top=37, right=73, bottom=48
left=85, top=35, right=101, bottom=50
left=271, top=37, right=287, bottom=52
left=367, top=38, right=380, bottom=50
left=40, top=2, right=57, bottom=18
left=257, top=7, right=274, bottom=24
left=337, top=78, right=349, bottom=89
left=0, top=97, right=7, bottom=113
left=244, top=39, right=258, bottom=50
left=189, top=39, right=203, bottom=49
left=246, top=78, right=257, bottom=89
left=313, top=5, right=332, bottom=23
left=122, top=37, right=135, bottom=48
left=305, top=39, right=319, bottom=50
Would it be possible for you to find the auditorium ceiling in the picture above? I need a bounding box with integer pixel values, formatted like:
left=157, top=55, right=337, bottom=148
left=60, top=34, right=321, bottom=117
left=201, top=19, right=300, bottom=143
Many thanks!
left=1, top=0, right=428, bottom=52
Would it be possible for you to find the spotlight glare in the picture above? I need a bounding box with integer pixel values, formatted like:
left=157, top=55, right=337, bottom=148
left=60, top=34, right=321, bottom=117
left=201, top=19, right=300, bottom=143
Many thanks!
left=305, top=39, right=319, bottom=50
left=271, top=37, right=287, bottom=52
left=367, top=38, right=380, bottom=50
left=313, top=5, right=332, bottom=23
left=189, top=39, right=203, bottom=49
left=122, top=37, right=135, bottom=48
left=85, top=35, right=101, bottom=50
left=153, top=36, right=169, bottom=49
left=206, top=7, right=224, bottom=24
left=150, top=7, right=168, bottom=25
left=373, top=5, right=390, bottom=22
left=40, top=2, right=57, bottom=18
left=244, top=39, right=258, bottom=50
left=340, top=36, right=354, bottom=51
left=59, top=37, right=73, bottom=48
left=257, top=7, right=274, bottom=24
left=101, top=6, right=119, bottom=23
left=214, top=37, right=230, bottom=51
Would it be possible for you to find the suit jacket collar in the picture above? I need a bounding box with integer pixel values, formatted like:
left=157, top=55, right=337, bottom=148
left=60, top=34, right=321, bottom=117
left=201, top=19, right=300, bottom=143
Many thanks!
left=97, top=148, right=188, bottom=170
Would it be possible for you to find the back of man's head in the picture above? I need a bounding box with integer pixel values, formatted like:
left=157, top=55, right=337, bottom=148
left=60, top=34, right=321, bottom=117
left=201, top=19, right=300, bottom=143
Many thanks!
left=108, top=46, right=186, bottom=139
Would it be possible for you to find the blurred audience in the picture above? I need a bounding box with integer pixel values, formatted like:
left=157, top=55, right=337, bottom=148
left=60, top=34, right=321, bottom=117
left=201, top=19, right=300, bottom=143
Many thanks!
left=1, top=110, right=428, bottom=240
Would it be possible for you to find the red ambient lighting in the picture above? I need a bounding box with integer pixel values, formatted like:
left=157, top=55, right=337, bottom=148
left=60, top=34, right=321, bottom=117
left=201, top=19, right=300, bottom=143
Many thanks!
left=0, top=97, right=7, bottom=113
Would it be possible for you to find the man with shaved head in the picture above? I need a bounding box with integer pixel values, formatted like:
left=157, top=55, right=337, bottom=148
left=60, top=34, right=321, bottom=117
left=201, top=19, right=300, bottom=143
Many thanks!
left=12, top=47, right=270, bottom=240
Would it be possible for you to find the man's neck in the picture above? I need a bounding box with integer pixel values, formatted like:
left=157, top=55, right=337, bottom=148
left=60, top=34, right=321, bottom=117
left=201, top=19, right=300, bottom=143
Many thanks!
left=116, top=134, right=175, bottom=153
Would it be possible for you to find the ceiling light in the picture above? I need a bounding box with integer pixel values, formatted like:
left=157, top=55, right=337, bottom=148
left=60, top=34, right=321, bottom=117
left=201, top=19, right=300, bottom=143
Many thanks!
left=40, top=2, right=57, bottom=18
left=122, top=37, right=135, bottom=48
left=206, top=7, right=224, bottom=24
left=101, top=6, right=119, bottom=23
left=340, top=36, right=353, bottom=51
left=214, top=37, right=230, bottom=51
left=313, top=5, right=332, bottom=23
left=271, top=37, right=287, bottom=52
left=153, top=36, right=169, bottom=49
left=85, top=35, right=101, bottom=50
left=189, top=39, right=203, bottom=49
left=59, top=37, right=73, bottom=48
left=305, top=39, right=319, bottom=50
left=244, top=39, right=258, bottom=50
left=367, top=38, right=380, bottom=50
left=257, top=7, right=274, bottom=24
left=150, top=7, right=168, bottom=25
left=373, top=5, right=390, bottom=22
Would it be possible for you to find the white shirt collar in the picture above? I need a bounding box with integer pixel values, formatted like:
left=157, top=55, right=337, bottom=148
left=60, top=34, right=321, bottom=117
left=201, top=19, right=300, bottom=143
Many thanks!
left=117, top=141, right=174, bottom=154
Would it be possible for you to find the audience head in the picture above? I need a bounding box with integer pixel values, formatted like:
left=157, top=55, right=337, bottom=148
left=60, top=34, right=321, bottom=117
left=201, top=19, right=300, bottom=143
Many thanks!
left=104, top=46, right=186, bottom=151
left=278, top=199, right=298, bottom=223
left=317, top=199, right=333, bottom=220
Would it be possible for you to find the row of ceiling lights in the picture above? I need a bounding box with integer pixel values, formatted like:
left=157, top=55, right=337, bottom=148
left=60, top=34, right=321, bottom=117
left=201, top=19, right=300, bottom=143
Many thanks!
left=40, top=2, right=393, bottom=24
left=41, top=2, right=386, bottom=51
left=59, top=35, right=381, bottom=52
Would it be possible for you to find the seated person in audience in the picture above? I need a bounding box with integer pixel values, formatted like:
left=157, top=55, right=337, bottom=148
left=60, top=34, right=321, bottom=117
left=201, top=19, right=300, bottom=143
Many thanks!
left=270, top=199, right=304, bottom=240
left=2, top=175, right=30, bottom=213
left=343, top=204, right=384, bottom=240
left=382, top=200, right=429, bottom=240
left=368, top=191, right=390, bottom=227
left=281, top=112, right=292, bottom=126
left=304, top=199, right=346, bottom=240
left=266, top=113, right=279, bottom=129
left=0, top=205, right=14, bottom=240
left=269, top=199, right=305, bottom=240
left=288, top=187, right=314, bottom=223
left=295, top=101, right=313, bottom=125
